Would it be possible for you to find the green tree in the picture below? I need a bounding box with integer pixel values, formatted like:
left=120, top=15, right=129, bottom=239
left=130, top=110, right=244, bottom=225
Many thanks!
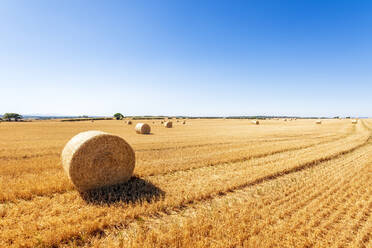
left=113, top=113, right=124, bottom=120
left=3, top=113, right=23, bottom=121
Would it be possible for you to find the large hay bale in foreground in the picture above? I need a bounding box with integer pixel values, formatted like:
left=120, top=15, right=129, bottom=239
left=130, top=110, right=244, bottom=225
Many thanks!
left=352, top=119, right=358, bottom=124
left=164, top=121, right=173, bottom=128
left=251, top=120, right=259, bottom=125
left=135, top=123, right=151, bottom=134
left=316, top=120, right=322, bottom=124
left=61, top=131, right=135, bottom=191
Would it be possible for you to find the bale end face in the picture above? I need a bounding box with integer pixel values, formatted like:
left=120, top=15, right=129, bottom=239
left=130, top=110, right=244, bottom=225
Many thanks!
left=61, top=131, right=135, bottom=191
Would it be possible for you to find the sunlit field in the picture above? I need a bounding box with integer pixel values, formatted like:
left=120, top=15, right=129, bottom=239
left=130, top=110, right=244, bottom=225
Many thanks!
left=0, top=119, right=371, bottom=247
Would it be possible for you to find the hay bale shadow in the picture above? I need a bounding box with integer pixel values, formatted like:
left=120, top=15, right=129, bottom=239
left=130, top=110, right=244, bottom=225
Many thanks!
left=80, top=176, right=165, bottom=205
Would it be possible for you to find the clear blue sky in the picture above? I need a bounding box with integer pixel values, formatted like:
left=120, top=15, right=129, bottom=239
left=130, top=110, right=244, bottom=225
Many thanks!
left=1, top=0, right=371, bottom=117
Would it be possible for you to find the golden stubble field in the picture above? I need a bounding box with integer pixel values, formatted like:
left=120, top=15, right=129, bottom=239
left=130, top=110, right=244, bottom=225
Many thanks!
left=0, top=119, right=371, bottom=248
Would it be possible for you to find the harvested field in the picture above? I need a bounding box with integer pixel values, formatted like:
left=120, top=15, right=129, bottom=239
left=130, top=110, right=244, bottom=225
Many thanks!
left=0, top=119, right=371, bottom=248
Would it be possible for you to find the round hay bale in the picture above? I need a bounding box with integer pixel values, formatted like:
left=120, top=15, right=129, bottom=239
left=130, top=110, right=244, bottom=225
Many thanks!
left=160, top=121, right=164, bottom=124
left=251, top=120, right=259, bottom=125
left=61, top=131, right=135, bottom=191
left=127, top=120, right=132, bottom=125
left=135, top=123, right=151, bottom=134
left=352, top=119, right=358, bottom=124
left=164, top=121, right=173, bottom=128
left=316, top=120, right=322, bottom=124
left=182, top=121, right=186, bottom=124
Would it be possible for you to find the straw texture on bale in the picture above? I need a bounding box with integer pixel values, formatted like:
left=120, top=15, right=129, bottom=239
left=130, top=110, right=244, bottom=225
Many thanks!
left=164, top=121, right=173, bottom=128
left=135, top=123, right=151, bottom=134
left=251, top=120, right=259, bottom=125
left=61, top=131, right=135, bottom=191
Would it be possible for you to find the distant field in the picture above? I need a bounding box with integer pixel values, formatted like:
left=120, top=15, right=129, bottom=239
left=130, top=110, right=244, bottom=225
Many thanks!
left=0, top=119, right=371, bottom=247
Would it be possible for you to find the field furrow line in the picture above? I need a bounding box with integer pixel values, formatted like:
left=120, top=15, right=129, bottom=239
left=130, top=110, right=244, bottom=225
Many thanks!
left=350, top=215, right=372, bottom=248
left=297, top=176, right=368, bottom=244
left=322, top=197, right=371, bottom=247
left=334, top=192, right=372, bottom=247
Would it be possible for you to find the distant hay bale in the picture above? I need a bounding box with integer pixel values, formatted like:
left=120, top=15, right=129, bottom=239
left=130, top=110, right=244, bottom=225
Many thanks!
left=127, top=120, right=132, bottom=125
left=61, top=130, right=135, bottom=191
left=135, top=123, right=151, bottom=134
left=316, top=120, right=322, bottom=124
left=251, top=120, right=259, bottom=125
left=352, top=119, right=358, bottom=124
left=161, top=121, right=164, bottom=124
left=164, top=121, right=173, bottom=128
left=182, top=121, right=186, bottom=124
left=284, top=119, right=287, bottom=121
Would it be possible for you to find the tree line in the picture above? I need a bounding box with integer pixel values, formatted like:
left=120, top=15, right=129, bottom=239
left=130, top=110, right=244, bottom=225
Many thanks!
left=1, top=113, right=23, bottom=121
